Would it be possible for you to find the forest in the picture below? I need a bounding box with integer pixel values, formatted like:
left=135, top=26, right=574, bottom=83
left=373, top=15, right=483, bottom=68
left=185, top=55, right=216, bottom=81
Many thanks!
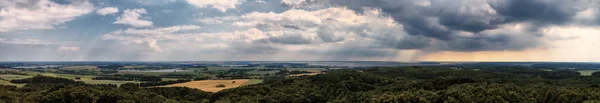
left=2, top=66, right=600, bottom=103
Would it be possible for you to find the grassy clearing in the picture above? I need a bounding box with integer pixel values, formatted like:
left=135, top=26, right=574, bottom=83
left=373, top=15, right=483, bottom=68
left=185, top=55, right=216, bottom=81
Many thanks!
left=0, top=74, right=30, bottom=87
left=0, top=80, right=24, bottom=87
left=123, top=65, right=147, bottom=69
left=578, top=70, right=600, bottom=76
left=0, top=74, right=32, bottom=80
left=163, top=79, right=250, bottom=92
left=243, top=79, right=263, bottom=85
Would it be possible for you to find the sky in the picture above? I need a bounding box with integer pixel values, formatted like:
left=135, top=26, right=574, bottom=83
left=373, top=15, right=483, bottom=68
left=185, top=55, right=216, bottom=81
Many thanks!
left=0, top=0, right=600, bottom=62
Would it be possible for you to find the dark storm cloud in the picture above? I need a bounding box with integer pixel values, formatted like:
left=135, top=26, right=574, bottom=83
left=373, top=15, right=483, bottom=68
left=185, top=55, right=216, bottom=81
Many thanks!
left=299, top=0, right=592, bottom=52
left=440, top=33, right=541, bottom=52
left=489, top=0, right=585, bottom=24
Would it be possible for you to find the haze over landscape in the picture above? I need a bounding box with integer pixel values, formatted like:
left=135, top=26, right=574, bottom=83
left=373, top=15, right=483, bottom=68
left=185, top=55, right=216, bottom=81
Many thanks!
left=1, top=0, right=600, bottom=62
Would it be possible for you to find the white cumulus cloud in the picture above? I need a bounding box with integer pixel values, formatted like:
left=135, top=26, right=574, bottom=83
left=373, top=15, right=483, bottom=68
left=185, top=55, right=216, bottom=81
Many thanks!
left=0, top=0, right=94, bottom=32
left=96, top=7, right=119, bottom=15
left=186, top=0, right=242, bottom=12
left=113, top=8, right=153, bottom=27
left=281, top=0, right=306, bottom=5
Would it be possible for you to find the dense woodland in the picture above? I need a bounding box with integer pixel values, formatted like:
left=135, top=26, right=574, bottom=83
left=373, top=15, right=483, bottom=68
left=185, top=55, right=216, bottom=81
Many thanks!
left=2, top=66, right=600, bottom=103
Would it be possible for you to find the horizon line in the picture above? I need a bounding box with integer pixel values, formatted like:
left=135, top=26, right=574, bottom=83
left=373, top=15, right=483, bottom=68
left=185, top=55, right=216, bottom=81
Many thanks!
left=0, top=60, right=599, bottom=63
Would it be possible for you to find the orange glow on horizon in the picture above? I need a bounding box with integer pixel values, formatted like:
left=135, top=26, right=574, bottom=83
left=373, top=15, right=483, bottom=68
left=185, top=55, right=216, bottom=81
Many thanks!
left=419, top=48, right=554, bottom=62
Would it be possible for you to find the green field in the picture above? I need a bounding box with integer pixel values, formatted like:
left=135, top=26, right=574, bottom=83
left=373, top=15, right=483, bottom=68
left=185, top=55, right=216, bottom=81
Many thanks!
left=577, top=70, right=600, bottom=76
left=0, top=80, right=25, bottom=87
left=1, top=71, right=170, bottom=86
left=0, top=74, right=30, bottom=87
left=23, top=72, right=140, bottom=85
left=0, top=74, right=32, bottom=80
left=123, top=65, right=147, bottom=69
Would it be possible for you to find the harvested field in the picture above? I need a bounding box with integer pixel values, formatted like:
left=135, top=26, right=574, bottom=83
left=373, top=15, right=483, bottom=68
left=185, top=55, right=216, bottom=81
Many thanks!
left=163, top=79, right=250, bottom=92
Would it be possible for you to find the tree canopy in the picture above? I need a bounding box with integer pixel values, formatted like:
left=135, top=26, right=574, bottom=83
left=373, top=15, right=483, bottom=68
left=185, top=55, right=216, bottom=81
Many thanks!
left=2, top=67, right=600, bottom=102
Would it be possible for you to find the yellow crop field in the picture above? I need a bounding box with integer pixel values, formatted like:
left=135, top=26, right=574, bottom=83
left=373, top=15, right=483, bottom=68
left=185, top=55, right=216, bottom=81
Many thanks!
left=163, top=79, right=249, bottom=92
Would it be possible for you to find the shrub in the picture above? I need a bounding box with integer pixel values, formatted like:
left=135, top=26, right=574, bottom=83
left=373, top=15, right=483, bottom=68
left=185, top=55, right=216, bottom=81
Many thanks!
left=216, top=84, right=226, bottom=88
left=592, top=71, right=600, bottom=77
